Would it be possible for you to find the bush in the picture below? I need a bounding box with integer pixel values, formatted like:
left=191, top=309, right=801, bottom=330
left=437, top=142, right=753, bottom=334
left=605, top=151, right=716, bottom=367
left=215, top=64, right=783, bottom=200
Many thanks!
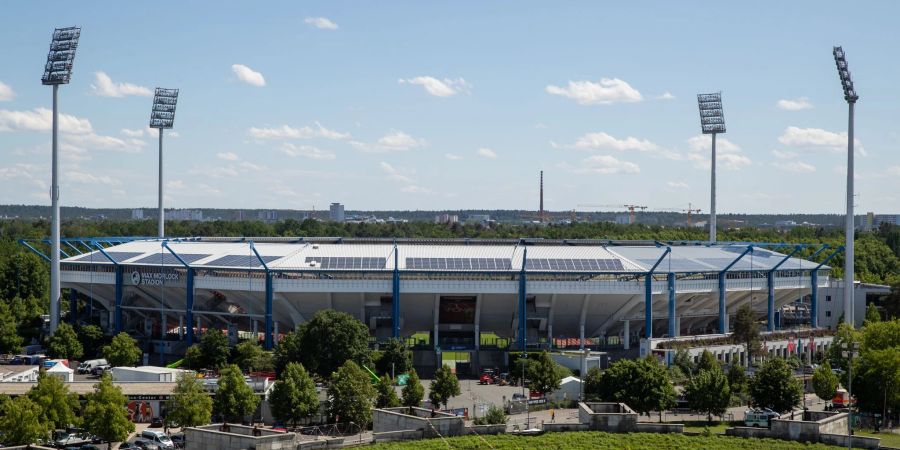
left=473, top=405, right=506, bottom=425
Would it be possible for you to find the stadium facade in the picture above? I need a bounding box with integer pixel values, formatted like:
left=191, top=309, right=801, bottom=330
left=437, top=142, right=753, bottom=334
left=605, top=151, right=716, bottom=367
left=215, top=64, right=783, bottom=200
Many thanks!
left=47, top=237, right=835, bottom=368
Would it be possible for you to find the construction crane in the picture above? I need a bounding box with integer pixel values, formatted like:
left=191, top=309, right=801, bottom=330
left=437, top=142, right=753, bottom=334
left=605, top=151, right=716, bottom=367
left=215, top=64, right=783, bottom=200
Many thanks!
left=577, top=204, right=648, bottom=224
left=658, top=203, right=703, bottom=227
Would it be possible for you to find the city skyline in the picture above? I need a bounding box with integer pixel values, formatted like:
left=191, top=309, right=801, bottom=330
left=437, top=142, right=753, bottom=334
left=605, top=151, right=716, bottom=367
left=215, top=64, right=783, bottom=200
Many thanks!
left=1, top=2, right=899, bottom=213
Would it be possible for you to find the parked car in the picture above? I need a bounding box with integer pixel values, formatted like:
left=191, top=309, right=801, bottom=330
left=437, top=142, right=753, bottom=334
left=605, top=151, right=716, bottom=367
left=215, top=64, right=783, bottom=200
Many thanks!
left=118, top=442, right=140, bottom=450
left=131, top=439, right=159, bottom=450
left=77, top=359, right=109, bottom=374
left=91, top=364, right=111, bottom=377
left=169, top=434, right=184, bottom=449
left=149, top=417, right=164, bottom=428
left=140, top=430, right=174, bottom=450
left=54, top=432, right=92, bottom=448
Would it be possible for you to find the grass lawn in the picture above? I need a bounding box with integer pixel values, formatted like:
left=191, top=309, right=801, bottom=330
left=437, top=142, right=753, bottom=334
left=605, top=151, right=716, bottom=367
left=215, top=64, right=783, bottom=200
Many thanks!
left=369, top=431, right=844, bottom=449
left=680, top=421, right=732, bottom=435
left=854, top=428, right=900, bottom=448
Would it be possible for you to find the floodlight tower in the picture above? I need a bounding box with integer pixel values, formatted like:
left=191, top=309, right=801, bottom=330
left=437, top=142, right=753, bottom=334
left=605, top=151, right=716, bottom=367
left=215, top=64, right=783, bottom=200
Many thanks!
left=42, top=26, right=81, bottom=333
left=833, top=46, right=858, bottom=327
left=149, top=88, right=179, bottom=238
left=697, top=92, right=726, bottom=243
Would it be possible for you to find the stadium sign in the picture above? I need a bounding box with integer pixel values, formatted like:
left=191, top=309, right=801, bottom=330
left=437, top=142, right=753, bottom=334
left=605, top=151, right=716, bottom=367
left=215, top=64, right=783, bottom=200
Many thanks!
left=130, top=270, right=179, bottom=286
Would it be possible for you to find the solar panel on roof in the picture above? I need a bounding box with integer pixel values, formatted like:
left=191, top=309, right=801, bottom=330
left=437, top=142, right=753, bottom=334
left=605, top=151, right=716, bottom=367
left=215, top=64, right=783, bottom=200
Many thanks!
left=304, top=256, right=386, bottom=269
left=525, top=258, right=625, bottom=271
left=132, top=253, right=211, bottom=265
left=73, top=251, right=143, bottom=262
left=203, top=254, right=280, bottom=267
left=405, top=258, right=512, bottom=270
left=698, top=258, right=770, bottom=270
left=636, top=258, right=714, bottom=272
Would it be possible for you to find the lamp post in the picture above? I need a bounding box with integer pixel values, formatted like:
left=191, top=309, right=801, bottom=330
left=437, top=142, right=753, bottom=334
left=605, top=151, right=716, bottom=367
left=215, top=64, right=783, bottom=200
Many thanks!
left=832, top=46, right=858, bottom=327
left=41, top=26, right=81, bottom=333
left=149, top=88, right=180, bottom=238
left=697, top=92, right=726, bottom=243
left=841, top=341, right=859, bottom=449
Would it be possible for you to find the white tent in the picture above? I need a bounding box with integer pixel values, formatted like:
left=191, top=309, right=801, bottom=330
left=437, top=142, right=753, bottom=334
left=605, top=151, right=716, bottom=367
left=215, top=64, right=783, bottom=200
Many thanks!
left=46, top=362, right=74, bottom=382
left=548, top=376, right=582, bottom=403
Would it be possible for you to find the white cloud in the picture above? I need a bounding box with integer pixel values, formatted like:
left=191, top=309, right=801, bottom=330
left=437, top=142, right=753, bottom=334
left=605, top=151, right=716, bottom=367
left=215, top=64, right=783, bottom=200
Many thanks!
left=686, top=135, right=742, bottom=153
left=476, top=148, right=498, bottom=159
left=249, top=122, right=349, bottom=140
left=231, top=64, right=266, bottom=87
left=0, top=108, right=93, bottom=134
left=279, top=143, right=336, bottom=160
left=688, top=152, right=752, bottom=170
left=121, top=128, right=144, bottom=138
left=400, top=185, right=432, bottom=194
left=778, top=126, right=865, bottom=155
left=444, top=153, right=462, bottom=160
left=772, top=149, right=798, bottom=159
left=217, top=152, right=239, bottom=161
left=656, top=92, right=675, bottom=100
left=168, top=131, right=180, bottom=138
left=568, top=132, right=681, bottom=160
left=545, top=78, right=643, bottom=105
left=776, top=97, right=813, bottom=111
left=304, top=17, right=338, bottom=30
left=89, top=72, right=152, bottom=97
left=167, top=180, right=186, bottom=190
left=239, top=161, right=264, bottom=171
left=68, top=171, right=119, bottom=185
left=350, top=130, right=427, bottom=153
left=379, top=162, right=414, bottom=183
left=0, top=81, right=15, bottom=101
left=667, top=181, right=689, bottom=189
left=64, top=133, right=144, bottom=153
left=774, top=161, right=816, bottom=173
left=398, top=76, right=471, bottom=97
left=566, top=155, right=640, bottom=174
left=885, top=165, right=900, bottom=177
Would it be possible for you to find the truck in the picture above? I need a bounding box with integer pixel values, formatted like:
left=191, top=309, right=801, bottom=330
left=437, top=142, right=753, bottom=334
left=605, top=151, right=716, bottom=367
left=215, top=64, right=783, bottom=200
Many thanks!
left=832, top=387, right=856, bottom=408
left=744, top=408, right=779, bottom=427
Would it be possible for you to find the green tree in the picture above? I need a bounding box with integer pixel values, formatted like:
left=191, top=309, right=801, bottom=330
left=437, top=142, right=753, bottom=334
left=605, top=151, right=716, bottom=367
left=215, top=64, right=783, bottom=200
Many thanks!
left=0, top=301, right=23, bottom=354
left=28, top=370, right=80, bottom=429
left=375, top=338, right=412, bottom=376
left=269, top=362, right=320, bottom=428
left=103, top=332, right=141, bottom=367
left=232, top=341, right=273, bottom=372
left=78, top=324, right=106, bottom=359
left=375, top=375, right=400, bottom=408
left=726, top=364, right=747, bottom=395
left=528, top=351, right=562, bottom=396
left=46, top=322, right=83, bottom=360
left=275, top=310, right=371, bottom=378
left=685, top=368, right=731, bottom=423
left=0, top=395, right=51, bottom=445
left=731, top=304, right=759, bottom=367
left=327, top=360, right=376, bottom=425
left=749, top=358, right=802, bottom=413
left=213, top=364, right=259, bottom=423
left=473, top=405, right=507, bottom=425
left=811, top=361, right=838, bottom=402
left=199, top=329, right=231, bottom=369
left=401, top=368, right=424, bottom=407
left=166, top=372, right=213, bottom=428
left=673, top=348, right=694, bottom=377
left=865, top=303, right=882, bottom=325
left=828, top=323, right=861, bottom=371
left=184, top=344, right=203, bottom=370
left=596, top=357, right=677, bottom=419
left=697, top=350, right=720, bottom=373
left=583, top=367, right=604, bottom=401
left=82, top=373, right=136, bottom=450
left=429, top=364, right=461, bottom=409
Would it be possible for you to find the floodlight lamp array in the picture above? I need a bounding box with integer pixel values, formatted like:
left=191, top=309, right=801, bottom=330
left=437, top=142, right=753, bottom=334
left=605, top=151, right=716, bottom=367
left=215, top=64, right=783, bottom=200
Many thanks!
left=833, top=46, right=858, bottom=103
left=697, top=92, right=726, bottom=134
left=41, top=27, right=81, bottom=85
left=149, top=88, right=179, bottom=129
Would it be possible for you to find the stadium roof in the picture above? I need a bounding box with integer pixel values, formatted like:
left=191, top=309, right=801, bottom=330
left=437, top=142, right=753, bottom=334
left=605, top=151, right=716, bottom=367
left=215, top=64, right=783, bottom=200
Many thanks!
left=60, top=238, right=828, bottom=274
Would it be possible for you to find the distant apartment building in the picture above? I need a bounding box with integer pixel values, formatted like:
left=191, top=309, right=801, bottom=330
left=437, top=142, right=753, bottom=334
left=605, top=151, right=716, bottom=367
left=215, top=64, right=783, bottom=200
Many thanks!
left=258, top=210, right=278, bottom=223
left=874, top=214, right=900, bottom=227
left=165, top=209, right=203, bottom=221
left=330, top=203, right=345, bottom=222
left=131, top=209, right=144, bottom=220
left=435, top=214, right=459, bottom=224
left=466, top=214, right=491, bottom=225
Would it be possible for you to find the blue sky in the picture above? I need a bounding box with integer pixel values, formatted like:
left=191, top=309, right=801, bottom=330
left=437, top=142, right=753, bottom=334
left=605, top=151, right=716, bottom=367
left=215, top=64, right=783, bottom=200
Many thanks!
left=1, top=1, right=898, bottom=214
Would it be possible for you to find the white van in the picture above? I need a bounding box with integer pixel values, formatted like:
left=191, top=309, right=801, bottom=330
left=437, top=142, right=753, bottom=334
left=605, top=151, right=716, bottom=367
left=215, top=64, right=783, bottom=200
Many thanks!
left=140, top=430, right=174, bottom=450
left=77, top=358, right=109, bottom=374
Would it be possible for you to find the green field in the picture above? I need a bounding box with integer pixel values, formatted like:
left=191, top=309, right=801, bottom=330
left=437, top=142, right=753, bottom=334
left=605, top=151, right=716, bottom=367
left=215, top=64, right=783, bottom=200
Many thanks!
left=369, top=431, right=843, bottom=449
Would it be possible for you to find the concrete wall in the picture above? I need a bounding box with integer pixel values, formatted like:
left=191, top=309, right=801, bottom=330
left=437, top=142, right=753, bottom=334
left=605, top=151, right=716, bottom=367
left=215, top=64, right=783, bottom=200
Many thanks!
left=819, top=433, right=880, bottom=450
left=184, top=424, right=296, bottom=450
left=769, top=410, right=848, bottom=443
left=542, top=423, right=588, bottom=433
left=373, top=407, right=465, bottom=438
left=372, top=429, right=425, bottom=443
left=635, top=423, right=684, bottom=434
left=577, top=402, right=638, bottom=433
left=466, top=424, right=507, bottom=435
left=726, top=426, right=773, bottom=439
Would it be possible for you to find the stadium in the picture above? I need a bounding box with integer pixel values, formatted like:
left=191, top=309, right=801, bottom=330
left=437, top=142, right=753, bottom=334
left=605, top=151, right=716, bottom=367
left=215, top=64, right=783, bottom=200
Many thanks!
left=46, top=237, right=833, bottom=373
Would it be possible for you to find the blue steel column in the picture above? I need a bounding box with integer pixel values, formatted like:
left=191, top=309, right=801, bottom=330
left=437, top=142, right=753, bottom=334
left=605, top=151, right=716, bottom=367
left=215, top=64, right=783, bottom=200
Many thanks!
left=186, top=268, right=195, bottom=346
left=69, top=289, right=78, bottom=324
left=645, top=275, right=653, bottom=339
left=767, top=271, right=776, bottom=331
left=392, top=246, right=400, bottom=339
left=718, top=275, right=727, bottom=334
left=810, top=270, right=819, bottom=328
left=264, top=272, right=274, bottom=350
left=667, top=273, right=676, bottom=337
left=114, top=266, right=123, bottom=333
left=518, top=248, right=528, bottom=351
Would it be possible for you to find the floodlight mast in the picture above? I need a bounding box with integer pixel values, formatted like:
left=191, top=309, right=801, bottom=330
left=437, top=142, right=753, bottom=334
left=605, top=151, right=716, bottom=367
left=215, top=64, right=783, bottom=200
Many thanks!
left=149, top=88, right=179, bottom=238
left=697, top=92, right=726, bottom=243
left=42, top=26, right=81, bottom=334
left=833, top=46, right=858, bottom=328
